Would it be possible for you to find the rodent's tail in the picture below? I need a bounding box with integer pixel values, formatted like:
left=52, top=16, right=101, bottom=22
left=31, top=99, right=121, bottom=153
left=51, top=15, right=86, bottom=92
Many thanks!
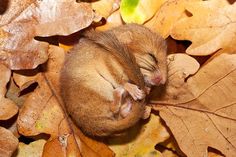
left=90, top=99, right=145, bottom=137
left=84, top=30, right=145, bottom=89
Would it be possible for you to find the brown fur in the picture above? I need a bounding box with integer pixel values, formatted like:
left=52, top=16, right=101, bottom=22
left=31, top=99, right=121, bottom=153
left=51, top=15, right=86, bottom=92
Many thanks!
left=60, top=24, right=167, bottom=136
left=109, top=24, right=167, bottom=85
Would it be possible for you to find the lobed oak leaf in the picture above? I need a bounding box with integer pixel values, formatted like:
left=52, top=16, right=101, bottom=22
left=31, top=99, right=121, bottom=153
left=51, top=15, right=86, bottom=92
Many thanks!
left=0, top=0, right=98, bottom=70
left=0, top=127, right=18, bottom=157
left=107, top=114, right=169, bottom=157
left=120, top=0, right=166, bottom=24
left=17, top=45, right=114, bottom=157
left=145, top=0, right=201, bottom=38
left=170, top=0, right=236, bottom=55
left=151, top=53, right=236, bottom=157
left=150, top=53, right=200, bottom=102
left=0, top=64, right=18, bottom=120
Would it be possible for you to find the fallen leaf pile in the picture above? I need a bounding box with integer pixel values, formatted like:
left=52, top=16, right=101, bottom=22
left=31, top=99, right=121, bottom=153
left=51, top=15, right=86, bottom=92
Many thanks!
left=0, top=0, right=235, bottom=157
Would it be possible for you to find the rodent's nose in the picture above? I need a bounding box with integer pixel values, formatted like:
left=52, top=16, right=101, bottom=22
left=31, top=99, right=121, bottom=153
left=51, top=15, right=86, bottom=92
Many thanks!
left=151, top=75, right=163, bottom=85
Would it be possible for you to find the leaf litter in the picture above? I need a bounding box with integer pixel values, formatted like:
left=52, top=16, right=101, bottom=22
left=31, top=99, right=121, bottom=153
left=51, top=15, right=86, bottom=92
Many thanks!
left=0, top=0, right=236, bottom=156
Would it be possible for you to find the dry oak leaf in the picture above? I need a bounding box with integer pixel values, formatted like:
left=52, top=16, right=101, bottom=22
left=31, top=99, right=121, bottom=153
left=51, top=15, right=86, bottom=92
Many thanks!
left=15, top=139, right=46, bottom=157
left=0, top=64, right=18, bottom=120
left=107, top=114, right=170, bottom=157
left=0, top=127, right=18, bottom=157
left=0, top=0, right=34, bottom=26
left=17, top=73, right=82, bottom=157
left=145, top=0, right=201, bottom=38
left=151, top=53, right=236, bottom=157
left=71, top=120, right=115, bottom=157
left=170, top=0, right=236, bottom=55
left=92, top=0, right=120, bottom=18
left=0, top=0, right=98, bottom=70
left=17, top=46, right=114, bottom=157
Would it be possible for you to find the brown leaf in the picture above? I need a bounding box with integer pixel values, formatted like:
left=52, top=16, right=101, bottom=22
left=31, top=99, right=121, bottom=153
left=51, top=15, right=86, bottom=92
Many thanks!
left=0, top=0, right=34, bottom=26
left=150, top=53, right=200, bottom=102
left=0, top=64, right=18, bottom=120
left=152, top=53, right=236, bottom=157
left=17, top=46, right=114, bottom=157
left=145, top=0, right=200, bottom=38
left=71, top=121, right=115, bottom=157
left=42, top=46, right=66, bottom=97
left=92, top=0, right=119, bottom=18
left=0, top=126, right=18, bottom=157
left=16, top=60, right=84, bottom=156
left=0, top=0, right=98, bottom=70
left=170, top=0, right=236, bottom=55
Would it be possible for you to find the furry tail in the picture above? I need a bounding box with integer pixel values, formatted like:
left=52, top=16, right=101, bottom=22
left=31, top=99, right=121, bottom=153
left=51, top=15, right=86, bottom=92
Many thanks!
left=85, top=99, right=145, bottom=137
left=84, top=30, right=145, bottom=89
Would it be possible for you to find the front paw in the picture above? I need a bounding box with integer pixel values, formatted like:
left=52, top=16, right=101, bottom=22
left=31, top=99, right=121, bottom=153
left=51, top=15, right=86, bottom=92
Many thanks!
left=124, top=83, right=146, bottom=100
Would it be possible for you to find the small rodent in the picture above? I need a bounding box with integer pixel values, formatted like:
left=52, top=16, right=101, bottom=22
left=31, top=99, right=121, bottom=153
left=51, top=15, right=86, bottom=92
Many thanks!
left=60, top=24, right=167, bottom=136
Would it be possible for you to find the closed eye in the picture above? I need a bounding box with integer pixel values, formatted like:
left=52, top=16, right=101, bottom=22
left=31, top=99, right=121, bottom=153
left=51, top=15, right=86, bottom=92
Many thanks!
left=148, top=53, right=158, bottom=63
left=136, top=54, right=156, bottom=71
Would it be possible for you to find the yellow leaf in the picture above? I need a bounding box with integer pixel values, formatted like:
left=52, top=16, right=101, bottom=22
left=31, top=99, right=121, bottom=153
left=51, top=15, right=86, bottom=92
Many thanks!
left=16, top=140, right=46, bottom=157
left=145, top=0, right=201, bottom=38
left=108, top=114, right=170, bottom=157
left=121, top=0, right=166, bottom=24
left=92, top=0, right=119, bottom=18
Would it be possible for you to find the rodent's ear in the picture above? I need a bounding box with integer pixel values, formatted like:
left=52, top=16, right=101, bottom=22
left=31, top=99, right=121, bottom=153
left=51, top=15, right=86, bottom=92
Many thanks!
left=116, top=31, right=133, bottom=44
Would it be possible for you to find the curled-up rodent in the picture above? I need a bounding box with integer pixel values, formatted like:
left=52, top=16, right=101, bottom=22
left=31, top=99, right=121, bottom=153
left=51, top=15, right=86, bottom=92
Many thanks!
left=60, top=24, right=167, bottom=136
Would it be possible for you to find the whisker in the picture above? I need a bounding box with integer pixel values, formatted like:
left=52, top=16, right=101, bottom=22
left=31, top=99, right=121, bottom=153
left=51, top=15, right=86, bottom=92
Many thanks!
left=139, top=65, right=152, bottom=71
left=136, top=56, right=156, bottom=71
